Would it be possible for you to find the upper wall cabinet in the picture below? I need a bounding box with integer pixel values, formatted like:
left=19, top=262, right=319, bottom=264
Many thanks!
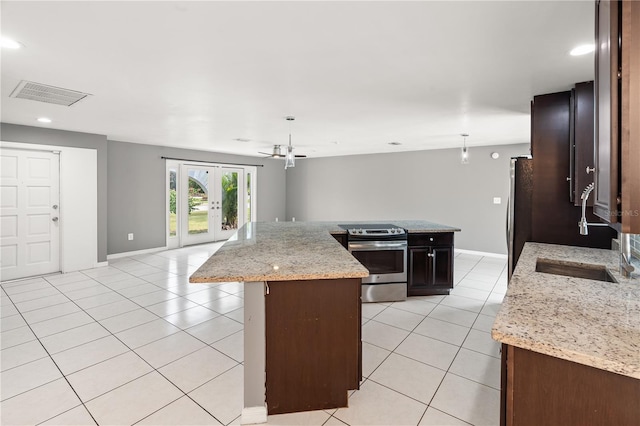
left=594, top=0, right=640, bottom=233
left=571, top=81, right=596, bottom=206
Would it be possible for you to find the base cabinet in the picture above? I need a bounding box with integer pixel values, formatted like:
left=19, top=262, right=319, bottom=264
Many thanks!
left=408, top=232, right=454, bottom=296
left=265, top=278, right=361, bottom=415
left=501, top=344, right=640, bottom=426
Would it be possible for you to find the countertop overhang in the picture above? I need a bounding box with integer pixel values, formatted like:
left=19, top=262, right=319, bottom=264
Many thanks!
left=492, top=242, right=640, bottom=379
left=189, top=220, right=460, bottom=283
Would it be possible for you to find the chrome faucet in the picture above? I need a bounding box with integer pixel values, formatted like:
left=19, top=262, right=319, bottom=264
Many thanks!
left=578, top=183, right=608, bottom=235
left=619, top=233, right=635, bottom=278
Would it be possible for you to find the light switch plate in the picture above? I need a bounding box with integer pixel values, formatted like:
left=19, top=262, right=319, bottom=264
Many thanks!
left=493, top=197, right=502, bottom=205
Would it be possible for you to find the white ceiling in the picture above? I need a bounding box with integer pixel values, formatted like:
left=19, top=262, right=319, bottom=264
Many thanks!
left=1, top=1, right=595, bottom=158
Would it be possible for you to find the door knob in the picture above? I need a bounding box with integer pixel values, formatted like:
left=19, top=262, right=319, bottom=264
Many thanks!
left=52, top=217, right=59, bottom=222
left=52, top=204, right=58, bottom=209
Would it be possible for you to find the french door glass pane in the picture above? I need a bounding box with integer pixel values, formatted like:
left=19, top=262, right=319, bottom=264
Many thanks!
left=188, top=169, right=209, bottom=235
left=246, top=172, right=252, bottom=222
left=221, top=171, right=238, bottom=231
left=169, top=169, right=177, bottom=236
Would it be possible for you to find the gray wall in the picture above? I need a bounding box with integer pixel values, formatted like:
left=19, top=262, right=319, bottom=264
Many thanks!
left=1, top=123, right=109, bottom=262
left=2, top=121, right=528, bottom=256
left=285, top=143, right=531, bottom=255
left=107, top=140, right=286, bottom=255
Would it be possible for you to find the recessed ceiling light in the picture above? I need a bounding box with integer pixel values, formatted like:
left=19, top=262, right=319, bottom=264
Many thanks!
left=233, top=138, right=251, bottom=142
left=570, top=44, right=595, bottom=56
left=37, top=117, right=52, bottom=123
left=388, top=142, right=402, bottom=146
left=1, top=37, right=21, bottom=49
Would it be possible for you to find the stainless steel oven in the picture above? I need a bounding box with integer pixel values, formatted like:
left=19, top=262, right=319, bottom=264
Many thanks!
left=339, top=224, right=407, bottom=303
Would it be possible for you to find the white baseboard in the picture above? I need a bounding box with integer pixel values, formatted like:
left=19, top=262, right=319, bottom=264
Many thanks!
left=106, top=246, right=168, bottom=260
left=240, top=406, right=267, bottom=425
left=455, top=248, right=507, bottom=259
left=94, top=261, right=109, bottom=268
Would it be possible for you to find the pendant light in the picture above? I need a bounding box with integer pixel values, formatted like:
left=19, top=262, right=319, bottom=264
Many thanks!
left=461, top=133, right=470, bottom=164
left=284, top=116, right=295, bottom=170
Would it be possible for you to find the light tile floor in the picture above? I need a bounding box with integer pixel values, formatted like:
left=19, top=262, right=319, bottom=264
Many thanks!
left=1, top=243, right=507, bottom=426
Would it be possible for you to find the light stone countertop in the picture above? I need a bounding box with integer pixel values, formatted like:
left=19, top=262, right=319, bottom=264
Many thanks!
left=492, top=242, right=640, bottom=379
left=189, top=220, right=460, bottom=283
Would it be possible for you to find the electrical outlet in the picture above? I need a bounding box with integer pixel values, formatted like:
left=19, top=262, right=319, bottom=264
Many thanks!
left=493, top=197, right=502, bottom=205
left=128, top=233, right=134, bottom=241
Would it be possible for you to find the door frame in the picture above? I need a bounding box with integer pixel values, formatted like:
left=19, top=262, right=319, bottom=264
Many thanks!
left=165, top=160, right=257, bottom=248
left=0, top=141, right=98, bottom=276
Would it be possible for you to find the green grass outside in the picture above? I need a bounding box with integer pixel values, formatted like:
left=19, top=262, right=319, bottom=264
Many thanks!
left=169, top=210, right=209, bottom=235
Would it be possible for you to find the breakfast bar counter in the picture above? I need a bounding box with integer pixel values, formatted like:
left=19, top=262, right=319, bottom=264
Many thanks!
left=189, top=220, right=459, bottom=284
left=189, top=220, right=459, bottom=424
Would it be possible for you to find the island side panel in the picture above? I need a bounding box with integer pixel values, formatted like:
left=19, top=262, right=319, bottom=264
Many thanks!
left=265, top=278, right=361, bottom=415
left=241, top=281, right=267, bottom=425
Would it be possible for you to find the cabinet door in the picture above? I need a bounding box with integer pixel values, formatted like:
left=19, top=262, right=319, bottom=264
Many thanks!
left=431, top=247, right=453, bottom=287
left=594, top=0, right=620, bottom=223
left=408, top=248, right=429, bottom=290
left=572, top=81, right=596, bottom=206
left=620, top=0, right=640, bottom=233
left=408, top=247, right=453, bottom=295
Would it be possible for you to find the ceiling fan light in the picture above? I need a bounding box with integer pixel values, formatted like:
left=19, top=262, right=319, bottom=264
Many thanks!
left=461, top=146, right=469, bottom=164
left=460, top=133, right=470, bottom=164
left=285, top=145, right=295, bottom=169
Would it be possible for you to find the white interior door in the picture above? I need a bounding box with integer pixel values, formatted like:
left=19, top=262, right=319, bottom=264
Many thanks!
left=1, top=149, right=60, bottom=281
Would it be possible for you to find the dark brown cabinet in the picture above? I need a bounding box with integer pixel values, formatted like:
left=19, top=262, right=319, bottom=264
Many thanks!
left=594, top=0, right=640, bottom=233
left=570, top=81, right=596, bottom=206
left=530, top=90, right=616, bottom=248
left=331, top=232, right=348, bottom=249
left=408, top=232, right=453, bottom=296
left=500, top=344, right=640, bottom=426
left=265, top=278, right=361, bottom=415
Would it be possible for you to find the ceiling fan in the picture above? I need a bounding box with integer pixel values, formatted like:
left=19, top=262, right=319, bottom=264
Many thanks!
left=258, top=145, right=307, bottom=159
left=258, top=116, right=306, bottom=168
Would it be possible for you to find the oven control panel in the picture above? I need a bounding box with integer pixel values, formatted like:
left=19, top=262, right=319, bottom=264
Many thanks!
left=347, top=227, right=405, bottom=236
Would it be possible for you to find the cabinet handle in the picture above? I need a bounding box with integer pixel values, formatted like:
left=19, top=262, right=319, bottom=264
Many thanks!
left=428, top=253, right=435, bottom=258
left=566, top=177, right=571, bottom=181
left=586, top=166, right=596, bottom=174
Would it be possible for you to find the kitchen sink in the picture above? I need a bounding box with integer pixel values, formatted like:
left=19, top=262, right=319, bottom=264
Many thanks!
left=535, top=258, right=618, bottom=283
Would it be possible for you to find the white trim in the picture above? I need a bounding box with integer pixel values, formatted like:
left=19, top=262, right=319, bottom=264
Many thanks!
left=106, top=246, right=167, bottom=260
left=240, top=406, right=267, bottom=425
left=455, top=248, right=508, bottom=259
left=94, top=261, right=109, bottom=268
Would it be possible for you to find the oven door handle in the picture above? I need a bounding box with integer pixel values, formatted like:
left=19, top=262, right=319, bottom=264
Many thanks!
left=348, top=241, right=407, bottom=250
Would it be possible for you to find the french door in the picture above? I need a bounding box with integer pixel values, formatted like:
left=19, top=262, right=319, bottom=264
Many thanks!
left=167, top=161, right=256, bottom=248
left=1, top=149, right=60, bottom=280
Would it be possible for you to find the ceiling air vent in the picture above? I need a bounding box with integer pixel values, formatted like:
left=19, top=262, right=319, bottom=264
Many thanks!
left=9, top=80, right=91, bottom=107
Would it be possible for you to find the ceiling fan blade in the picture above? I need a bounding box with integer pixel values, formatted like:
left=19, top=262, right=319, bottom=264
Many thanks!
left=294, top=154, right=307, bottom=158
left=257, top=151, right=273, bottom=156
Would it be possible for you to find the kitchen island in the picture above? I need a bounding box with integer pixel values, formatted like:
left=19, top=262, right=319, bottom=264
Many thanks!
left=492, top=242, right=640, bottom=426
left=190, top=220, right=459, bottom=424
